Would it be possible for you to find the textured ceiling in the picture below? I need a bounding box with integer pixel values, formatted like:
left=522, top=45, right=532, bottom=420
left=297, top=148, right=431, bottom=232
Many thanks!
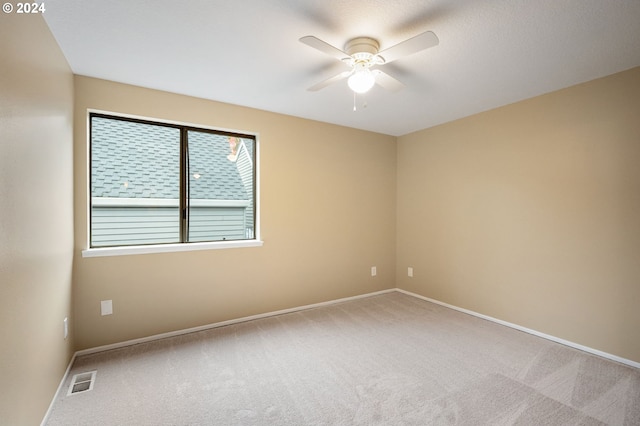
left=43, top=0, right=640, bottom=136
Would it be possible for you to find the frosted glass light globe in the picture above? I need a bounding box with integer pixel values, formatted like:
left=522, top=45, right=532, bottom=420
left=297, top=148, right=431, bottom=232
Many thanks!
left=348, top=68, right=375, bottom=94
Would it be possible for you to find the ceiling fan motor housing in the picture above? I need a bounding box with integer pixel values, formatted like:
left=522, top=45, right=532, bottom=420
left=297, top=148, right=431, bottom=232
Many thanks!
left=344, top=37, right=384, bottom=66
left=345, top=37, right=380, bottom=55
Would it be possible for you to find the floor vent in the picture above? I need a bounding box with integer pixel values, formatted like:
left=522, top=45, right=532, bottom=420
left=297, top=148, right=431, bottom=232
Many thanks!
left=67, top=371, right=97, bottom=396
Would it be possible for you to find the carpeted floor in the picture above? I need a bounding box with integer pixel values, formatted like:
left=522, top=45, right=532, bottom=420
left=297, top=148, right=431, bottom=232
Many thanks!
left=46, top=292, right=640, bottom=425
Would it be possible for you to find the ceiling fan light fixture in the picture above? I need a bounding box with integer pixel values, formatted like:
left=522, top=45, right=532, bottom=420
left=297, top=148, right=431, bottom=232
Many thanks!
left=301, top=31, right=438, bottom=94
left=348, top=66, right=375, bottom=94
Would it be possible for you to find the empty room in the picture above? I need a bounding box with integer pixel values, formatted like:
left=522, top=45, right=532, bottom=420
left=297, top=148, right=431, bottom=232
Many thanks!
left=1, top=1, right=639, bottom=425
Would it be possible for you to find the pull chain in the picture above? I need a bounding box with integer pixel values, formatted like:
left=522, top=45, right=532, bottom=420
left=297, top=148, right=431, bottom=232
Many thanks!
left=352, top=93, right=368, bottom=112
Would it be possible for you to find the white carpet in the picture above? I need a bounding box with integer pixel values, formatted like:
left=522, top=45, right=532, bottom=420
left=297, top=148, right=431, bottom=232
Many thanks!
left=46, top=292, right=640, bottom=425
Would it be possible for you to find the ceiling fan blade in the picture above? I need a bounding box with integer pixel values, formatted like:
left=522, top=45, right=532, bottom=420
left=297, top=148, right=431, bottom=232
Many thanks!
left=372, top=70, right=405, bottom=92
left=300, top=36, right=350, bottom=61
left=307, top=71, right=352, bottom=92
left=378, top=31, right=439, bottom=64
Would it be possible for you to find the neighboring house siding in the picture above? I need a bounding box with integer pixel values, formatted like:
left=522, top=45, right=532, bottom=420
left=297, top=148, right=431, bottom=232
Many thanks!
left=92, top=206, right=180, bottom=246
left=235, top=142, right=255, bottom=236
left=188, top=207, right=246, bottom=242
left=92, top=204, right=247, bottom=246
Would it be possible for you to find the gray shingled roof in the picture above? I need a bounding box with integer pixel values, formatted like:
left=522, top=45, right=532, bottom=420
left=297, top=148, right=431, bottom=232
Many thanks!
left=188, top=131, right=248, bottom=200
left=91, top=117, right=249, bottom=200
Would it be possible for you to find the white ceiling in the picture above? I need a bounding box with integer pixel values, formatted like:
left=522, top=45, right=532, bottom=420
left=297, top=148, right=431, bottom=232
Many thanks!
left=43, top=0, right=640, bottom=136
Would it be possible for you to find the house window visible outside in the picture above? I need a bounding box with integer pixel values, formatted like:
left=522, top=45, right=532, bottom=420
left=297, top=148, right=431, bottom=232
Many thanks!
left=90, top=113, right=257, bottom=248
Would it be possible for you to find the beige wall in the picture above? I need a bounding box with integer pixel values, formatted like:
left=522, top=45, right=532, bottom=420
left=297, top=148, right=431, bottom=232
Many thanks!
left=73, top=76, right=397, bottom=350
left=0, top=14, right=75, bottom=426
left=397, top=67, right=640, bottom=363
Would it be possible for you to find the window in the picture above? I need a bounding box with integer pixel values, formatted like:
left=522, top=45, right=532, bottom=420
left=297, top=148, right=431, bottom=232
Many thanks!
left=89, top=113, right=257, bottom=251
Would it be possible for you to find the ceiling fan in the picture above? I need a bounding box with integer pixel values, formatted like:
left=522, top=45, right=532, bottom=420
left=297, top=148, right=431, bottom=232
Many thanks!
left=300, top=31, right=439, bottom=94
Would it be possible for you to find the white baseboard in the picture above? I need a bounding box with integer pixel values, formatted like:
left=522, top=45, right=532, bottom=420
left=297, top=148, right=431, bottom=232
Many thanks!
left=76, top=288, right=396, bottom=356
left=40, top=351, right=77, bottom=426
left=395, top=288, right=640, bottom=370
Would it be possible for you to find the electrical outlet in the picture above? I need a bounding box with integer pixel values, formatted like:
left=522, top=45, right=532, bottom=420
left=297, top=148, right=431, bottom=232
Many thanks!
left=101, top=300, right=113, bottom=316
left=408, top=267, right=414, bottom=278
left=371, top=266, right=377, bottom=276
left=63, top=317, right=68, bottom=339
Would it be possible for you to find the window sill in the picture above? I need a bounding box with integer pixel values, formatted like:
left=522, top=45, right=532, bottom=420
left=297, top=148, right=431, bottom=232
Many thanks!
left=81, top=240, right=264, bottom=258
